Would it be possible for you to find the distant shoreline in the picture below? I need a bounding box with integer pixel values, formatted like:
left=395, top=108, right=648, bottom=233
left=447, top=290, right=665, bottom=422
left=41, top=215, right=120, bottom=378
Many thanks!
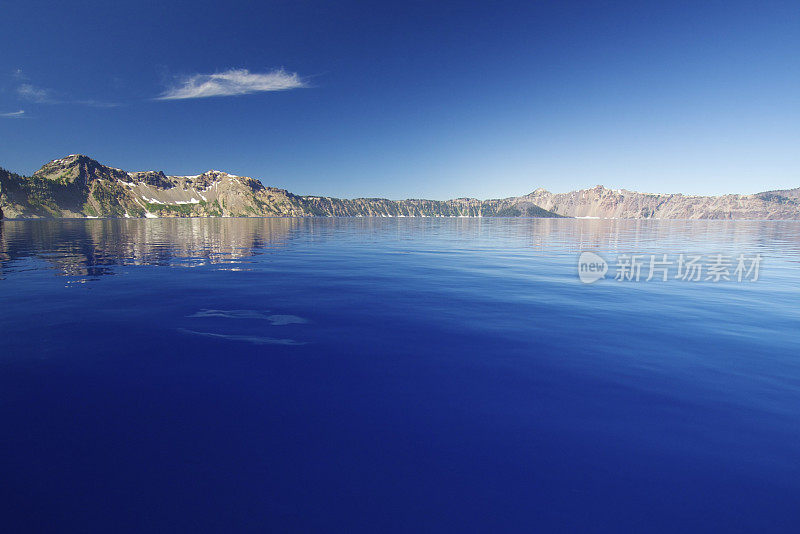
left=2, top=154, right=799, bottom=220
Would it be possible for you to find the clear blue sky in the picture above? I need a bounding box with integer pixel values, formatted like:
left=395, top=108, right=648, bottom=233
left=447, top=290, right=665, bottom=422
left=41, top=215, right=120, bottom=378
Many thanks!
left=1, top=0, right=798, bottom=199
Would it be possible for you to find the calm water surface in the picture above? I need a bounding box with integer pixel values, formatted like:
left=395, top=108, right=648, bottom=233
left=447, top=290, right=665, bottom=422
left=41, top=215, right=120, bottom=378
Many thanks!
left=1, top=218, right=799, bottom=533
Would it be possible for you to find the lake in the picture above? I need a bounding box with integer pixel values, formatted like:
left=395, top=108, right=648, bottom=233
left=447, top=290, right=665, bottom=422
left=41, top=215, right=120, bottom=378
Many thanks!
left=1, top=218, right=799, bottom=532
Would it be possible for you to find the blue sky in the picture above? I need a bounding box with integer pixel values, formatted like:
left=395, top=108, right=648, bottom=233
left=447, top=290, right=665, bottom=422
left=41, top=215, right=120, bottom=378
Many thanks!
left=1, top=0, right=798, bottom=199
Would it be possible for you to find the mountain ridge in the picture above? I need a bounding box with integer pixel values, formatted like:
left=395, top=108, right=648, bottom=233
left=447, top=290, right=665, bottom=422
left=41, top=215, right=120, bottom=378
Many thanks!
left=523, top=184, right=800, bottom=219
left=1, top=155, right=799, bottom=219
left=0, top=154, right=560, bottom=219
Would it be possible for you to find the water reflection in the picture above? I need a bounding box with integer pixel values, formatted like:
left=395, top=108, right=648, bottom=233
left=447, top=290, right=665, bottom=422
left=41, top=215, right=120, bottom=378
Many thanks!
left=2, top=217, right=800, bottom=279
left=0, top=218, right=298, bottom=278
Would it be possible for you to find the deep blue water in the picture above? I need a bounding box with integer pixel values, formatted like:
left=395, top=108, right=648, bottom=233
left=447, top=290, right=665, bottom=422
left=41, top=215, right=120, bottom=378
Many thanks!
left=1, top=218, right=799, bottom=533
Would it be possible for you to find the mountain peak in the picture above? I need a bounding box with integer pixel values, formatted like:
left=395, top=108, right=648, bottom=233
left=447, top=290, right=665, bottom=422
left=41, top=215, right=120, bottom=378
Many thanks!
left=39, top=154, right=99, bottom=169
left=33, top=154, right=124, bottom=183
left=203, top=170, right=238, bottom=178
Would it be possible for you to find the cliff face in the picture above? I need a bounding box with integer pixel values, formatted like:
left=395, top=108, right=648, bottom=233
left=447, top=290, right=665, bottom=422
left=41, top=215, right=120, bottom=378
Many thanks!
left=0, top=155, right=561, bottom=219
left=523, top=185, right=800, bottom=219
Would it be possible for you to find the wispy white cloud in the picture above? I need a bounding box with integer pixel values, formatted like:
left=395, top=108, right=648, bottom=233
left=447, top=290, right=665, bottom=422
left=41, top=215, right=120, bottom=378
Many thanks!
left=12, top=70, right=119, bottom=107
left=74, top=99, right=122, bottom=108
left=0, top=109, right=25, bottom=118
left=17, top=83, right=57, bottom=103
left=157, top=68, right=306, bottom=100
